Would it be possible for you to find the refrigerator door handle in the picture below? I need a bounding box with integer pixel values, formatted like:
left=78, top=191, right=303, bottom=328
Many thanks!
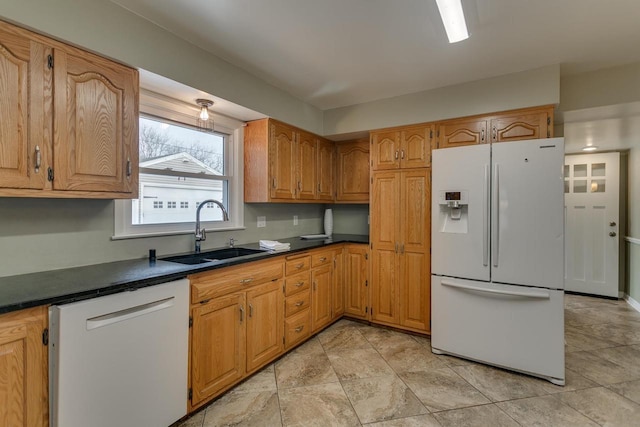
left=483, top=164, right=490, bottom=267
left=441, top=279, right=551, bottom=299
left=492, top=163, right=500, bottom=267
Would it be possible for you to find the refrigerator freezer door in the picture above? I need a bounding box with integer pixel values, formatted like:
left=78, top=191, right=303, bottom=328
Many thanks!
left=432, top=144, right=491, bottom=281
left=431, top=275, right=565, bottom=383
left=491, top=138, right=564, bottom=290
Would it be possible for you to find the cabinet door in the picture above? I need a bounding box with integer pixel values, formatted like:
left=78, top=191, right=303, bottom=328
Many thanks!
left=490, top=110, right=550, bottom=143
left=0, top=306, right=48, bottom=427
left=317, top=138, right=335, bottom=201
left=191, top=293, right=245, bottom=406
left=400, top=125, right=432, bottom=168
left=246, top=281, right=284, bottom=372
left=52, top=46, right=138, bottom=193
left=269, top=121, right=296, bottom=200
left=332, top=248, right=344, bottom=319
left=297, top=131, right=317, bottom=200
left=371, top=131, right=400, bottom=170
left=437, top=119, right=488, bottom=149
left=336, top=139, right=369, bottom=202
left=0, top=23, right=47, bottom=190
left=311, top=265, right=332, bottom=332
left=399, top=170, right=430, bottom=332
left=344, top=245, right=369, bottom=320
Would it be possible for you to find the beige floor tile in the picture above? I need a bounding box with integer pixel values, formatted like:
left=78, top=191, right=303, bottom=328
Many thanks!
left=537, top=368, right=598, bottom=394
left=231, top=364, right=277, bottom=394
left=360, top=326, right=419, bottom=352
left=451, top=364, right=549, bottom=402
left=342, top=375, right=428, bottom=424
left=411, top=335, right=431, bottom=347
left=202, top=390, right=281, bottom=427
left=572, top=322, right=640, bottom=346
left=558, top=386, right=640, bottom=427
left=317, top=324, right=372, bottom=352
left=378, top=340, right=448, bottom=374
left=566, top=351, right=637, bottom=385
left=497, top=395, right=599, bottom=427
left=595, top=345, right=640, bottom=377
left=433, top=404, right=519, bottom=427
left=609, top=379, right=640, bottom=405
left=327, top=347, right=395, bottom=380
left=278, top=382, right=360, bottom=427
left=177, top=409, right=204, bottom=427
left=275, top=339, right=339, bottom=389
left=399, top=367, right=491, bottom=412
left=363, top=414, right=440, bottom=427
left=564, top=324, right=619, bottom=351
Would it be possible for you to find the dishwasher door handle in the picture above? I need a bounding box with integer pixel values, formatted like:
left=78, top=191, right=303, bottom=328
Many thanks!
left=86, top=296, right=175, bottom=330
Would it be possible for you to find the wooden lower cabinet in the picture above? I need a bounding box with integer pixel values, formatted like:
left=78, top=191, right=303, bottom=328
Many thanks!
left=246, top=281, right=284, bottom=373
left=311, top=264, right=332, bottom=332
left=331, top=248, right=345, bottom=318
left=0, top=305, right=48, bottom=427
left=284, top=308, right=311, bottom=349
left=344, top=244, right=370, bottom=320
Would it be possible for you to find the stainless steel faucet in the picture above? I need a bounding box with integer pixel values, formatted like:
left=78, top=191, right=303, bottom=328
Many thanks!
left=195, top=199, right=229, bottom=253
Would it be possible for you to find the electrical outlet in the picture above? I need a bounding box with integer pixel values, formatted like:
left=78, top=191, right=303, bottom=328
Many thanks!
left=257, top=216, right=266, bottom=228
left=293, top=215, right=298, bottom=226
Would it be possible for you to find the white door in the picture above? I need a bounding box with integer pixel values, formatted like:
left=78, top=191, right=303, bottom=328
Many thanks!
left=432, top=144, right=491, bottom=281
left=564, top=152, right=620, bottom=297
left=491, top=139, right=565, bottom=290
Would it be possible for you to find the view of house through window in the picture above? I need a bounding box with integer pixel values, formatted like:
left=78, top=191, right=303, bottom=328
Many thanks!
left=132, top=116, right=228, bottom=225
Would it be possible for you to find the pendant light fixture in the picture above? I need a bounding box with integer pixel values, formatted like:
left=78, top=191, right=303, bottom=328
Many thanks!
left=196, top=99, right=214, bottom=132
left=435, top=0, right=469, bottom=43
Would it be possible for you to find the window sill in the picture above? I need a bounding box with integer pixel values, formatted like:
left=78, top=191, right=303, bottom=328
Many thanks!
left=111, top=226, right=247, bottom=241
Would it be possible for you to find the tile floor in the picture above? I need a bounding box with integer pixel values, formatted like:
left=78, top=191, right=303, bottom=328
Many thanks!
left=178, top=294, right=640, bottom=426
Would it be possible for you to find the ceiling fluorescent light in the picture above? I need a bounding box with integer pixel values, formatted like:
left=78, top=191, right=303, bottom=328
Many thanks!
left=435, top=0, right=469, bottom=43
left=582, top=145, right=598, bottom=152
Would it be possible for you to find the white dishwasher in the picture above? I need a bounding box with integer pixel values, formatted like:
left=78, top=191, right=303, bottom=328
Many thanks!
left=49, top=279, right=189, bottom=427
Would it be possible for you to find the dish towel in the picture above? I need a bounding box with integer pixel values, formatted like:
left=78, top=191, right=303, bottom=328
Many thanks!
left=259, top=240, right=291, bottom=251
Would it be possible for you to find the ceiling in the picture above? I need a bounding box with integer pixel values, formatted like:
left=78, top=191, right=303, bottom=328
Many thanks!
left=111, top=0, right=640, bottom=111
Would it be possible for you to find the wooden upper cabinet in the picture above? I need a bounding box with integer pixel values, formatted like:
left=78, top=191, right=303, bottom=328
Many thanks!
left=53, top=45, right=138, bottom=194
left=437, top=118, right=488, bottom=149
left=245, top=118, right=336, bottom=203
left=401, top=125, right=433, bottom=168
left=297, top=131, right=317, bottom=200
left=371, top=125, right=432, bottom=170
left=336, top=138, right=369, bottom=203
left=0, top=306, right=48, bottom=427
left=371, top=130, right=400, bottom=170
left=269, top=121, right=297, bottom=200
left=0, top=23, right=47, bottom=190
left=0, top=20, right=139, bottom=198
left=490, top=107, right=553, bottom=143
left=317, top=138, right=335, bottom=201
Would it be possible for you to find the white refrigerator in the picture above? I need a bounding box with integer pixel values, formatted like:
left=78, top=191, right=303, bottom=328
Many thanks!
left=431, top=138, right=565, bottom=385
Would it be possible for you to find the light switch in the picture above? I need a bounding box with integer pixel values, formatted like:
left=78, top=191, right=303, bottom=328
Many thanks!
left=293, top=215, right=298, bottom=226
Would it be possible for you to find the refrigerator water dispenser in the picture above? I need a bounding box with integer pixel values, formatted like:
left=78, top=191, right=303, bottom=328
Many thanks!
left=438, top=190, right=469, bottom=233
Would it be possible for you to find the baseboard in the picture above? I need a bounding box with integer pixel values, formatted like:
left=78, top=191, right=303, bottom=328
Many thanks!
left=623, top=294, right=640, bottom=313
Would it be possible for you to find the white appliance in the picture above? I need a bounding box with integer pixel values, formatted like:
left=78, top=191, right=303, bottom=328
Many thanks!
left=49, top=279, right=190, bottom=427
left=431, top=138, right=565, bottom=385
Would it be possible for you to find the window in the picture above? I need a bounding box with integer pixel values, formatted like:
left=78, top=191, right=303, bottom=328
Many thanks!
left=114, top=89, right=245, bottom=239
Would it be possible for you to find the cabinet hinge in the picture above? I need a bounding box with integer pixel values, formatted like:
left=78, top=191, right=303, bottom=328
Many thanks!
left=430, top=130, right=433, bottom=139
left=47, top=167, right=54, bottom=182
left=189, top=316, right=193, bottom=328
left=365, top=253, right=368, bottom=260
left=47, top=54, right=53, bottom=69
left=42, top=328, right=49, bottom=346
left=547, top=117, right=551, bottom=125
left=365, top=280, right=368, bottom=287
left=365, top=307, right=368, bottom=314
left=188, top=388, right=193, bottom=401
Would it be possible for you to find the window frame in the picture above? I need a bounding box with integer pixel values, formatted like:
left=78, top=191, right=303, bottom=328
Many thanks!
left=113, top=89, right=245, bottom=240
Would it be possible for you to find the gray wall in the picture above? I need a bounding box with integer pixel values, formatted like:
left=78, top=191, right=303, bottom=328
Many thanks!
left=331, top=205, right=370, bottom=236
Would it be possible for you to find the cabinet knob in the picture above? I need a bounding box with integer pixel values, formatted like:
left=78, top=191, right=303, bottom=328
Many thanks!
left=610, top=221, right=617, bottom=227
left=609, top=231, right=617, bottom=237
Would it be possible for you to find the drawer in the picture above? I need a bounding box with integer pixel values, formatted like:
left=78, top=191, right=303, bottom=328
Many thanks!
left=285, top=255, right=310, bottom=275
left=190, top=259, right=283, bottom=303
left=284, top=308, right=310, bottom=349
left=284, top=271, right=311, bottom=297
left=285, top=290, right=311, bottom=317
left=311, top=250, right=333, bottom=267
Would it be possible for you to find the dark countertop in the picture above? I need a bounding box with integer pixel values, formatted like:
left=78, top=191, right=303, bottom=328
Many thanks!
left=0, top=234, right=368, bottom=314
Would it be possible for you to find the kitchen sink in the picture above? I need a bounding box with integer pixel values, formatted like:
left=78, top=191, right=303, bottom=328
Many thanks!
left=161, top=248, right=266, bottom=265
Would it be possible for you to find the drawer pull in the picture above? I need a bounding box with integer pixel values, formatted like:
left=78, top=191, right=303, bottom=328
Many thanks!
left=34, top=145, right=41, bottom=172
left=295, top=326, right=304, bottom=333
left=295, top=263, right=304, bottom=269
left=319, top=257, right=327, bottom=262
left=240, top=278, right=254, bottom=284
left=295, top=281, right=304, bottom=287
left=295, top=301, right=304, bottom=307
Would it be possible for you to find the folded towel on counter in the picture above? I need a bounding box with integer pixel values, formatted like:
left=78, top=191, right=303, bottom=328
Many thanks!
left=259, top=240, right=291, bottom=251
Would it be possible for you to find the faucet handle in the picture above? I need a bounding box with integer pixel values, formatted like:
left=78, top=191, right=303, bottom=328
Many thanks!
left=229, top=237, right=235, bottom=248
left=200, top=228, right=207, bottom=242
